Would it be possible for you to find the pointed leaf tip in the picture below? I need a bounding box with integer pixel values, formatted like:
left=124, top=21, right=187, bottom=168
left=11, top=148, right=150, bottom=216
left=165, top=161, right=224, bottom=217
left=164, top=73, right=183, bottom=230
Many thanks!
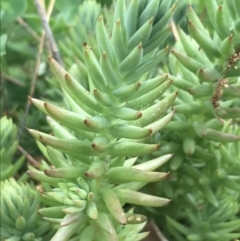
left=65, top=73, right=70, bottom=80
left=43, top=102, right=48, bottom=109
left=85, top=171, right=91, bottom=178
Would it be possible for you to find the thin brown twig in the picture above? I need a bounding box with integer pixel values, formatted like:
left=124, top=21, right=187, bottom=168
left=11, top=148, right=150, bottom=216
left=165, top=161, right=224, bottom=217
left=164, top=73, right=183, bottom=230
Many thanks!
left=18, top=0, right=56, bottom=140
left=17, top=145, right=39, bottom=167
left=34, top=0, right=63, bottom=66
left=143, top=219, right=169, bottom=241
left=18, top=33, right=45, bottom=140
left=16, top=17, right=41, bottom=42
left=1, top=72, right=25, bottom=86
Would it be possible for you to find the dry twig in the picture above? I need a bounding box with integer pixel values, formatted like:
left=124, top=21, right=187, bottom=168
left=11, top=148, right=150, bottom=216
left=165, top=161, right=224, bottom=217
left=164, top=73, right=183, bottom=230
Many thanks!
left=16, top=17, right=41, bottom=42
left=34, top=0, right=63, bottom=66
left=18, top=0, right=56, bottom=140
left=17, top=145, right=39, bottom=167
left=18, top=34, right=45, bottom=140
left=1, top=72, right=25, bottom=86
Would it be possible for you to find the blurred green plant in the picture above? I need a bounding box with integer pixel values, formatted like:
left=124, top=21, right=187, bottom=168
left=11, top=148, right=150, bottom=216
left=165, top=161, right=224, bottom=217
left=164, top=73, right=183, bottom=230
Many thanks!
left=0, top=116, right=25, bottom=181
left=0, top=178, right=54, bottom=240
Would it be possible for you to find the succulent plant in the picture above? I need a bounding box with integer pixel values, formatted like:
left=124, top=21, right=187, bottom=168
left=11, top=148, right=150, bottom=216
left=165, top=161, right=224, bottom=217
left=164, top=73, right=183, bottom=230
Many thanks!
left=25, top=0, right=178, bottom=240
left=0, top=178, right=53, bottom=240
left=166, top=187, right=240, bottom=241
left=138, top=0, right=240, bottom=240
left=154, top=124, right=240, bottom=240
left=2, top=0, right=240, bottom=240
left=58, top=0, right=102, bottom=90
left=169, top=1, right=240, bottom=121
left=0, top=116, right=25, bottom=180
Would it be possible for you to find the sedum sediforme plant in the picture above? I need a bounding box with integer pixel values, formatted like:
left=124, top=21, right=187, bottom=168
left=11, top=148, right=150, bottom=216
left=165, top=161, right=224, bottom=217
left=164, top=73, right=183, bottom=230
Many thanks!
left=59, top=0, right=179, bottom=90
left=0, top=116, right=25, bottom=181
left=166, top=186, right=240, bottom=241
left=140, top=0, right=240, bottom=240
left=169, top=1, right=240, bottom=119
left=0, top=178, right=53, bottom=241
left=153, top=123, right=240, bottom=241
left=58, top=0, right=102, bottom=90
left=25, top=0, right=178, bottom=240
left=3, top=0, right=239, bottom=240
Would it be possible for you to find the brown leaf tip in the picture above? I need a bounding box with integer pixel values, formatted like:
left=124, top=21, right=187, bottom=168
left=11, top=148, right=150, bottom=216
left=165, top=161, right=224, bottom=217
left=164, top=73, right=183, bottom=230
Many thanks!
left=137, top=111, right=142, bottom=118
left=116, top=19, right=121, bottom=24
left=65, top=73, right=70, bottom=80
left=156, top=144, right=160, bottom=149
left=28, top=96, right=32, bottom=102
left=137, top=81, right=141, bottom=87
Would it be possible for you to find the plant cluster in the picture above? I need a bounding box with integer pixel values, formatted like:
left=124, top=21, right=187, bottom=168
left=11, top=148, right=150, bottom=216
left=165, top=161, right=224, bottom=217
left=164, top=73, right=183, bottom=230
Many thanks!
left=0, top=117, right=26, bottom=181
left=139, top=0, right=240, bottom=240
left=1, top=0, right=240, bottom=241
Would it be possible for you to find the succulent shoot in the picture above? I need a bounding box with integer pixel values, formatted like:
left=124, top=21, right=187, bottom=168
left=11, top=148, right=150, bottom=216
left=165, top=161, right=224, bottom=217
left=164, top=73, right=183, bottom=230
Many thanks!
left=0, top=178, right=53, bottom=241
left=27, top=0, right=177, bottom=240
left=0, top=117, right=25, bottom=181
